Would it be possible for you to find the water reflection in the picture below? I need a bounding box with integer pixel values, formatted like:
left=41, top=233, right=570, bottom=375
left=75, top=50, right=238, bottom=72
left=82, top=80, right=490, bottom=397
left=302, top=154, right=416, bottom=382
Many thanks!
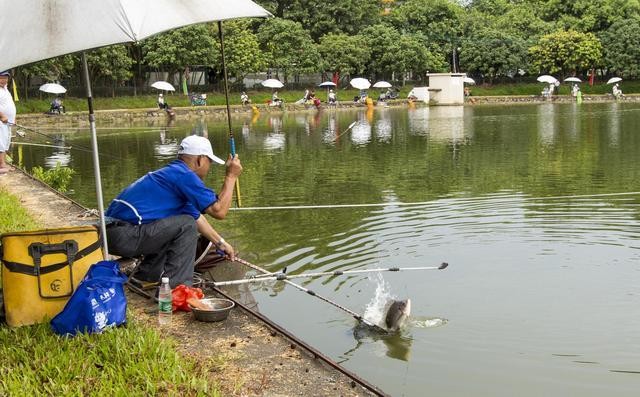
left=153, top=129, right=179, bottom=159
left=561, top=103, right=581, bottom=140
left=407, top=106, right=468, bottom=144
left=44, top=135, right=71, bottom=168
left=428, top=106, right=465, bottom=143
left=463, top=105, right=475, bottom=139
left=375, top=108, right=392, bottom=143
left=408, top=106, right=429, bottom=135
left=264, top=116, right=285, bottom=150
left=351, top=111, right=372, bottom=145
left=538, top=103, right=556, bottom=145
left=191, top=119, right=209, bottom=137
left=44, top=151, right=71, bottom=168
left=607, top=102, right=620, bottom=146
left=322, top=114, right=337, bottom=144
left=340, top=323, right=413, bottom=362
left=242, top=122, right=250, bottom=139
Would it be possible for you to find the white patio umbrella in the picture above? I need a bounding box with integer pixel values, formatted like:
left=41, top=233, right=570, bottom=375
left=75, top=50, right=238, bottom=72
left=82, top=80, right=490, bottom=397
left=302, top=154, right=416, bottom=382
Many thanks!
left=350, top=78, right=371, bottom=90
left=39, top=83, right=67, bottom=94
left=151, top=81, right=175, bottom=91
left=463, top=77, right=476, bottom=84
left=261, top=79, right=284, bottom=88
left=372, top=81, right=392, bottom=88
left=318, top=81, right=336, bottom=101
left=537, top=75, right=558, bottom=84
left=0, top=0, right=271, bottom=258
left=563, top=77, right=582, bottom=83
left=607, top=77, right=622, bottom=84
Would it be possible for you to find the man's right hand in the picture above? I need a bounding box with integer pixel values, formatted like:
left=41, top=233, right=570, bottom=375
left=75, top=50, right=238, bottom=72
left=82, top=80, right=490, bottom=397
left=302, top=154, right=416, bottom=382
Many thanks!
left=225, top=154, right=243, bottom=178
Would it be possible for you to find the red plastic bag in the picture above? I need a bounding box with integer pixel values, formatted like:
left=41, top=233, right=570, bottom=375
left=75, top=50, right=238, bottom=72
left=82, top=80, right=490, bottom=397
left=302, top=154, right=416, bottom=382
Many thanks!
left=171, top=285, right=204, bottom=312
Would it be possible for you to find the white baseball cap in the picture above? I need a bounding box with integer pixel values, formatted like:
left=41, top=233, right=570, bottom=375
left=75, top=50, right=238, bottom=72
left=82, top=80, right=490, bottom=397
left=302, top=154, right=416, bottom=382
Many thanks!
left=178, top=135, right=224, bottom=164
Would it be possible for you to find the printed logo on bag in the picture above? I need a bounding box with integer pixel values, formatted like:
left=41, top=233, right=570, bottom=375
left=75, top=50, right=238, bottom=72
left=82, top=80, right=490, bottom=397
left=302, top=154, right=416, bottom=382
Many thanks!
left=94, top=310, right=113, bottom=331
left=50, top=279, right=62, bottom=292
left=99, top=288, right=117, bottom=303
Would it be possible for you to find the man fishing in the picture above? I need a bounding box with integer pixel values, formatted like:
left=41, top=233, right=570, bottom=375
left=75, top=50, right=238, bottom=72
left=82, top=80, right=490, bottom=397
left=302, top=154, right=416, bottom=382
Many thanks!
left=105, top=135, right=242, bottom=288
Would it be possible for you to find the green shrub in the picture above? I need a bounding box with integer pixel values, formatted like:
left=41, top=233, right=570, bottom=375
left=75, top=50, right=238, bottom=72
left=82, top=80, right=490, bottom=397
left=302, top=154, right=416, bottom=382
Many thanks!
left=31, top=164, right=75, bottom=193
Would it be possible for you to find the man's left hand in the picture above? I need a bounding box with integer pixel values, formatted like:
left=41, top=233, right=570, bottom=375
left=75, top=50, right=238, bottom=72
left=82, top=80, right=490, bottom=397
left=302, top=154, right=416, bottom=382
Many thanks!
left=217, top=241, right=236, bottom=261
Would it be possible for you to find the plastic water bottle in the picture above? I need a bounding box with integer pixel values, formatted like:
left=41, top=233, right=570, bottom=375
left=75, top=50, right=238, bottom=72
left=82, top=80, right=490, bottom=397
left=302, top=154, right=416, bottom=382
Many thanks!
left=158, top=277, right=172, bottom=325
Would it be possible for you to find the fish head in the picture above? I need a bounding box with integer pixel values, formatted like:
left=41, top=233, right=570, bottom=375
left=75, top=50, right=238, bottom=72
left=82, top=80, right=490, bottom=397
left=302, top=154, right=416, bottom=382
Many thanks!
left=384, top=298, right=412, bottom=332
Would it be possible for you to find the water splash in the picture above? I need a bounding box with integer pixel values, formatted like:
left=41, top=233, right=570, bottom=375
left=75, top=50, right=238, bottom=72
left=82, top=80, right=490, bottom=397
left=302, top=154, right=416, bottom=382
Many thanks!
left=411, top=317, right=448, bottom=328
left=362, top=274, right=396, bottom=328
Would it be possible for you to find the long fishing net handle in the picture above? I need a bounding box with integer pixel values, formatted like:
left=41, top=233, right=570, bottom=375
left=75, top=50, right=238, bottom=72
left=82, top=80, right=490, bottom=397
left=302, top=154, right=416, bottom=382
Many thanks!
left=248, top=262, right=449, bottom=281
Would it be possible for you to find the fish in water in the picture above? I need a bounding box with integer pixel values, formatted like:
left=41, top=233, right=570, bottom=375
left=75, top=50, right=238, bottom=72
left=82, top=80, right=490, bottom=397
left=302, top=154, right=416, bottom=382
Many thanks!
left=384, top=299, right=411, bottom=332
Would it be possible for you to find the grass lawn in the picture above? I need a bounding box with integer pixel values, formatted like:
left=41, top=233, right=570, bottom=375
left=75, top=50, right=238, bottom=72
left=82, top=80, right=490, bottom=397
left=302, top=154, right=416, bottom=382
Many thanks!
left=0, top=187, right=220, bottom=395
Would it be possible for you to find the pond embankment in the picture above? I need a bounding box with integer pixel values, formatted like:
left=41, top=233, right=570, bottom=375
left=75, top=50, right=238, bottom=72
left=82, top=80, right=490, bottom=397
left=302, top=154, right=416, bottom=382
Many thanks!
left=0, top=168, right=381, bottom=397
left=17, top=93, right=639, bottom=127
left=18, top=100, right=398, bottom=127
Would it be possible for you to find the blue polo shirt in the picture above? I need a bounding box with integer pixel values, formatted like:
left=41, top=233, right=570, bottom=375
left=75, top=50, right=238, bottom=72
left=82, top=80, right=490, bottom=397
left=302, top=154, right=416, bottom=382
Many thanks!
left=105, top=160, right=217, bottom=224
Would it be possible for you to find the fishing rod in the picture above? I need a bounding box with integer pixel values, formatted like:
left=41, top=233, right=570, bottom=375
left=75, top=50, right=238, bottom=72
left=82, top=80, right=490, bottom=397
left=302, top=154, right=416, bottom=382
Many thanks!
left=335, top=120, right=357, bottom=140
left=231, top=257, right=388, bottom=332
left=217, top=21, right=242, bottom=208
left=208, top=263, right=449, bottom=286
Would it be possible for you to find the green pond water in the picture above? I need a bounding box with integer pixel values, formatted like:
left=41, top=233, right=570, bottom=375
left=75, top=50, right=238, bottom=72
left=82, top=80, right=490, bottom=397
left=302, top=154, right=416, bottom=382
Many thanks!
left=14, top=102, right=640, bottom=396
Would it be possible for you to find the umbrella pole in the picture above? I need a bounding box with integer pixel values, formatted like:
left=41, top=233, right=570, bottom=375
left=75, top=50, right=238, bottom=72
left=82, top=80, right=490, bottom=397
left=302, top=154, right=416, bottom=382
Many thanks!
left=82, top=53, right=109, bottom=259
left=217, top=21, right=242, bottom=207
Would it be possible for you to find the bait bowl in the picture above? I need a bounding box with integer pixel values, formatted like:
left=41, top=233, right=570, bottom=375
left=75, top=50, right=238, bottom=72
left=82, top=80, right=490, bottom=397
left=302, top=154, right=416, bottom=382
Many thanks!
left=190, top=298, right=235, bottom=322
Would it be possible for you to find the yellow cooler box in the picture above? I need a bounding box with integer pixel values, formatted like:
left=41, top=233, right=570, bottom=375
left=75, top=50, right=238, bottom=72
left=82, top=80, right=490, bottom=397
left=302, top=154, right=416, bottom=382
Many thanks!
left=1, top=226, right=103, bottom=327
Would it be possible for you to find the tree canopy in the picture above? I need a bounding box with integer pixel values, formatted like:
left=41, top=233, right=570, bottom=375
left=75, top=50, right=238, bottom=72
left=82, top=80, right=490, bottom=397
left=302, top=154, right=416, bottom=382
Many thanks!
left=529, top=30, right=603, bottom=77
left=14, top=0, right=640, bottom=90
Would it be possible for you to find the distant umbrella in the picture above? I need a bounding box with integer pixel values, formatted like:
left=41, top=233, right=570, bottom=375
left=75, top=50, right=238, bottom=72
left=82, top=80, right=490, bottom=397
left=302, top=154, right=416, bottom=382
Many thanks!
left=261, top=79, right=284, bottom=88
left=563, top=77, right=582, bottom=83
left=606, top=77, right=622, bottom=85
left=462, top=77, right=475, bottom=84
left=350, top=78, right=371, bottom=90
left=372, top=81, right=392, bottom=88
left=151, top=81, right=175, bottom=91
left=39, top=83, right=67, bottom=94
left=537, top=75, right=558, bottom=84
left=318, top=81, right=336, bottom=87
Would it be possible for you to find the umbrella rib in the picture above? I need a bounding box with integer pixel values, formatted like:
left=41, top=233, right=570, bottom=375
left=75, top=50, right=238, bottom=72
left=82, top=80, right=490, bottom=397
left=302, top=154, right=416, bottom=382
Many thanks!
left=116, top=0, right=139, bottom=42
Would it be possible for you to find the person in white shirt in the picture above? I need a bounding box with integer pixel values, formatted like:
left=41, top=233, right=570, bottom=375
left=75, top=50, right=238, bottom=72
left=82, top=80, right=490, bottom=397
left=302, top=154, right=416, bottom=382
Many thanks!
left=0, top=70, right=16, bottom=174
left=157, top=93, right=166, bottom=109
left=328, top=89, right=336, bottom=105
left=240, top=91, right=250, bottom=105
left=571, top=84, right=579, bottom=98
left=613, top=83, right=623, bottom=99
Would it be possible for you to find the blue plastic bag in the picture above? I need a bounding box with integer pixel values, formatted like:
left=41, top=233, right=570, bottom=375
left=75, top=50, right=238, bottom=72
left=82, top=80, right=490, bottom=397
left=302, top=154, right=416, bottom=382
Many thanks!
left=51, top=260, right=128, bottom=336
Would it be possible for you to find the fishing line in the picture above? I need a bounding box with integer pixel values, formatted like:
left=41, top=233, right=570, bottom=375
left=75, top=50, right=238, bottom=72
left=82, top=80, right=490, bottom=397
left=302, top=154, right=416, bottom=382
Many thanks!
left=11, top=141, right=71, bottom=150
left=230, top=191, right=640, bottom=211
left=32, top=126, right=178, bottom=131
left=11, top=123, right=124, bottom=160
